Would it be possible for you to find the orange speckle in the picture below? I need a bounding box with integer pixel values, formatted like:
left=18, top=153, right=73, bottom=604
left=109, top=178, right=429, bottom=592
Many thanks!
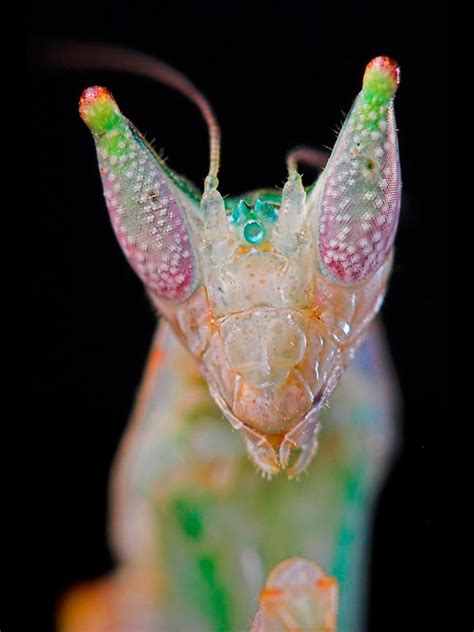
left=309, top=307, right=322, bottom=321
left=260, top=587, right=283, bottom=604
left=316, top=576, right=337, bottom=591
left=148, top=346, right=164, bottom=372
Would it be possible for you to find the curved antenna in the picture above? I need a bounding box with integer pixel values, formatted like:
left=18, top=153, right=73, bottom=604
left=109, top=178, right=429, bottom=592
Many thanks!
left=44, top=41, right=221, bottom=180
left=286, top=145, right=328, bottom=176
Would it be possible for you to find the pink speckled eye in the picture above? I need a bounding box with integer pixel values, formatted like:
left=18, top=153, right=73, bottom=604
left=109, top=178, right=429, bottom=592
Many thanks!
left=80, top=86, right=199, bottom=303
left=317, top=57, right=401, bottom=284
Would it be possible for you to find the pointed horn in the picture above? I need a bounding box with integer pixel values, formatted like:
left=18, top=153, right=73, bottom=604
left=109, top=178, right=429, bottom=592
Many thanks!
left=46, top=41, right=221, bottom=180
left=312, top=56, right=401, bottom=284
left=80, top=86, right=199, bottom=303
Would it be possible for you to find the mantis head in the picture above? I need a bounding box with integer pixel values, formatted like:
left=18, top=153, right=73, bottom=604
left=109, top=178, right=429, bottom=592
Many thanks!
left=80, top=55, right=401, bottom=477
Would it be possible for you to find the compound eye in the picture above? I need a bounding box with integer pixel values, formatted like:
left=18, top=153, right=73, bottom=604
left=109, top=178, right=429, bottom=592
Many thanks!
left=317, top=57, right=401, bottom=284
left=80, top=86, right=199, bottom=303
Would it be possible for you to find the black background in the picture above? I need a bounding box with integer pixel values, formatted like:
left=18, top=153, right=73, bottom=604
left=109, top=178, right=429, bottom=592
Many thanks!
left=18, top=1, right=446, bottom=630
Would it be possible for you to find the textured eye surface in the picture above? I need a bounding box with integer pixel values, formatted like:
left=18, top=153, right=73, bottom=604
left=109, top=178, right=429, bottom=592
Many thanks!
left=318, top=56, right=401, bottom=284
left=80, top=86, right=198, bottom=302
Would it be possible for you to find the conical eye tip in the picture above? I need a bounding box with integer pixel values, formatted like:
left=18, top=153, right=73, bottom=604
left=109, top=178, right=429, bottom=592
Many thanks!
left=363, top=56, right=400, bottom=100
left=79, top=85, right=120, bottom=133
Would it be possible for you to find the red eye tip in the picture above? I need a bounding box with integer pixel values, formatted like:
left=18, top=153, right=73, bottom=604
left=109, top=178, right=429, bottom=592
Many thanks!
left=79, top=86, right=120, bottom=133
left=364, top=56, right=400, bottom=90
left=79, top=85, right=112, bottom=109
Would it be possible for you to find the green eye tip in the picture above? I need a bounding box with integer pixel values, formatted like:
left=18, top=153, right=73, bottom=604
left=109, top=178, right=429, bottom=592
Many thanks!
left=230, top=199, right=250, bottom=225
left=362, top=56, right=400, bottom=103
left=254, top=198, right=278, bottom=222
left=244, top=220, right=266, bottom=244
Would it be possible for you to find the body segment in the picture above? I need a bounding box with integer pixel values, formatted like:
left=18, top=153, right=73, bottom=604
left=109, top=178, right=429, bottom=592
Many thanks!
left=59, top=322, right=398, bottom=631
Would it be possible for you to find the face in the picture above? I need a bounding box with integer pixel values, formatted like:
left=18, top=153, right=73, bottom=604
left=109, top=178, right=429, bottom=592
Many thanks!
left=80, top=56, right=401, bottom=477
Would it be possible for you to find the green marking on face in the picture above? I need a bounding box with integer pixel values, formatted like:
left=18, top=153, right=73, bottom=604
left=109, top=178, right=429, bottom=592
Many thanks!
left=225, top=189, right=281, bottom=210
left=243, top=219, right=266, bottom=244
left=230, top=199, right=251, bottom=225
left=254, top=198, right=278, bottom=222
left=228, top=196, right=278, bottom=245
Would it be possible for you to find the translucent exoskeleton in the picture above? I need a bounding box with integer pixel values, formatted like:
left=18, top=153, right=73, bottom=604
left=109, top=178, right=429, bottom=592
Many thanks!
left=48, top=43, right=403, bottom=632
left=75, top=47, right=401, bottom=479
left=58, top=320, right=398, bottom=631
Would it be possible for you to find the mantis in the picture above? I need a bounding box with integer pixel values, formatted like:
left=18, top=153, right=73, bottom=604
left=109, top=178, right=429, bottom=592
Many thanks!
left=54, top=43, right=401, bottom=631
